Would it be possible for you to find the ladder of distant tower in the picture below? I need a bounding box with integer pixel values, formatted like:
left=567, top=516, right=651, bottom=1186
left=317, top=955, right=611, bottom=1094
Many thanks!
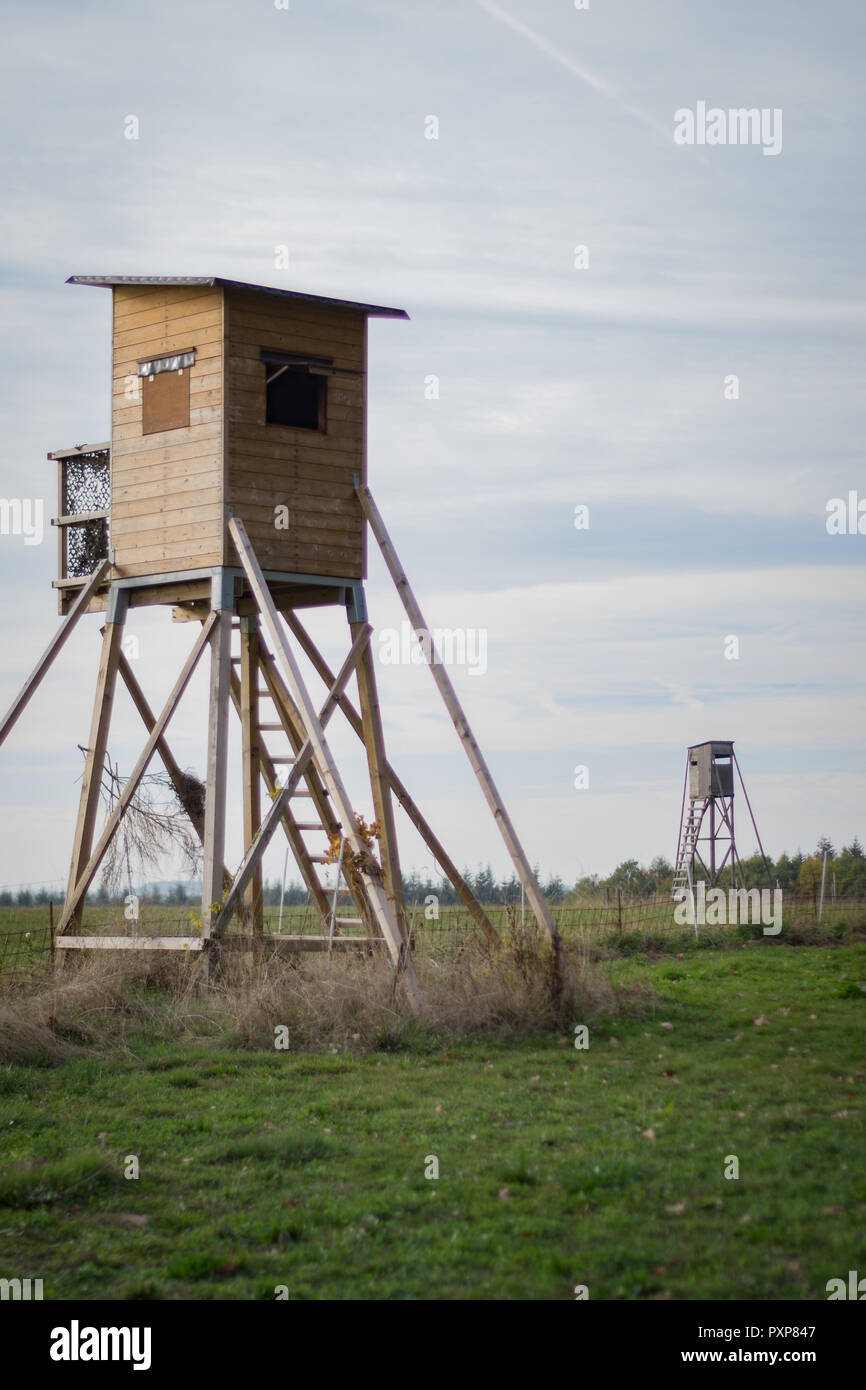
left=672, top=799, right=701, bottom=892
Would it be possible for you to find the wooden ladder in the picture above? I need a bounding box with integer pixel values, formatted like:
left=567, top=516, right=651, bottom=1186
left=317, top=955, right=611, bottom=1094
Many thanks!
left=225, top=642, right=374, bottom=945
left=672, top=800, right=700, bottom=895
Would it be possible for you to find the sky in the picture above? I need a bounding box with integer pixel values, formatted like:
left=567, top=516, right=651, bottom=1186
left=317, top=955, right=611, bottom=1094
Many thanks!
left=0, top=0, right=864, bottom=897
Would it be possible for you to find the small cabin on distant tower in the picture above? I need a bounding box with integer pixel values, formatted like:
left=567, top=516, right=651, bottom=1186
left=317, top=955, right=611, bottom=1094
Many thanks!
left=687, top=740, right=735, bottom=800
left=51, top=275, right=408, bottom=614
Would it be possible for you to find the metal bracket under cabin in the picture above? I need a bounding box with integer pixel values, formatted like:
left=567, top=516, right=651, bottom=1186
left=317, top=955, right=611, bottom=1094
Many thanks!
left=58, top=565, right=367, bottom=619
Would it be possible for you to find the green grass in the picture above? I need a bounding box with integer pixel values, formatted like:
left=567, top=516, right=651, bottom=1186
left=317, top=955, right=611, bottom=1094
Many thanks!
left=0, top=940, right=863, bottom=1299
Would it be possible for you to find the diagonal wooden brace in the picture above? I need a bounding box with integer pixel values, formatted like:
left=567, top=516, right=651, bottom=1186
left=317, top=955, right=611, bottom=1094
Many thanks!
left=0, top=559, right=109, bottom=749
left=57, top=614, right=217, bottom=935
left=357, top=482, right=564, bottom=961
left=118, top=651, right=233, bottom=894
left=229, top=514, right=424, bottom=1014
left=284, top=610, right=500, bottom=948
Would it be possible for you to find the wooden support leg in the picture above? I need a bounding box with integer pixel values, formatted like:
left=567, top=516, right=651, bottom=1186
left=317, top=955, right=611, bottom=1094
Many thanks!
left=239, top=617, right=264, bottom=933
left=63, top=591, right=127, bottom=932
left=229, top=516, right=423, bottom=1015
left=201, top=610, right=232, bottom=944
left=350, top=616, right=408, bottom=942
left=357, top=483, right=563, bottom=966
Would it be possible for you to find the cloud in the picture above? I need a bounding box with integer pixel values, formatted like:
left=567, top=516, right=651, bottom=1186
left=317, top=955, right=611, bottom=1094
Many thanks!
left=0, top=0, right=863, bottom=888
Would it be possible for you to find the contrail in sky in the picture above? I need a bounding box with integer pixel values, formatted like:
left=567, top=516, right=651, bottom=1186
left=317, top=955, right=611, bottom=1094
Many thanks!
left=473, top=0, right=669, bottom=139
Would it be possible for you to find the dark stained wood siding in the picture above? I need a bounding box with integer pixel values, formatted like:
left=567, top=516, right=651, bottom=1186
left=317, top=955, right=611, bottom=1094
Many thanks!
left=225, top=288, right=366, bottom=580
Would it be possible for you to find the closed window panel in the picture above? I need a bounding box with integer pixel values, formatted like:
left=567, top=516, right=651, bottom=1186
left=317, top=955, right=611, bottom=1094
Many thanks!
left=142, top=368, right=191, bottom=434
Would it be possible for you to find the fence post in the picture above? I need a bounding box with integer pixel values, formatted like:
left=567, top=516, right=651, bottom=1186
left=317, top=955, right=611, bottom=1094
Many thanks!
left=818, top=850, right=828, bottom=924
left=49, top=900, right=55, bottom=963
left=617, top=888, right=622, bottom=935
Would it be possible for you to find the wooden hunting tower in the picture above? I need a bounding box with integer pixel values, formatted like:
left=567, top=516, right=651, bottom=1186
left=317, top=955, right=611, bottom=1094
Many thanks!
left=0, top=276, right=564, bottom=1008
left=673, top=741, right=769, bottom=895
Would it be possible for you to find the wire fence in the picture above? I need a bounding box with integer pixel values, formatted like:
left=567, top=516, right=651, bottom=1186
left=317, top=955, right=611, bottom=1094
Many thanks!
left=0, top=925, right=54, bottom=972
left=0, top=893, right=862, bottom=974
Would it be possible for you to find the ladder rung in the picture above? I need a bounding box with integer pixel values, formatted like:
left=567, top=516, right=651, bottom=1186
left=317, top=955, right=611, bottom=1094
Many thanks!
left=309, top=855, right=333, bottom=864
left=332, top=917, right=363, bottom=926
left=259, top=723, right=285, bottom=731
left=271, top=756, right=295, bottom=764
left=292, top=823, right=323, bottom=830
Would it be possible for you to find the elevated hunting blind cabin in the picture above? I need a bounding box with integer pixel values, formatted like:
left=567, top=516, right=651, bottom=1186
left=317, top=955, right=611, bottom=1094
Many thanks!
left=53, top=274, right=388, bottom=611
left=0, top=275, right=565, bottom=1011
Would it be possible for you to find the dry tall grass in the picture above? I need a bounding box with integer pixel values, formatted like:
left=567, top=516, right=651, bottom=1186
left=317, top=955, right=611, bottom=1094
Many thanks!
left=0, top=930, right=637, bottom=1063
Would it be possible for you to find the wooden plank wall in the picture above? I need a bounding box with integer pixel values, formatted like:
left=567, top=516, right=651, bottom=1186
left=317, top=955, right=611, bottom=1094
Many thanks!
left=225, top=289, right=365, bottom=580
left=111, top=285, right=225, bottom=578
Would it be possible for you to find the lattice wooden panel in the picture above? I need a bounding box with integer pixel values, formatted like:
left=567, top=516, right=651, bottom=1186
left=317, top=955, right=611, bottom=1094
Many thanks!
left=63, top=450, right=110, bottom=578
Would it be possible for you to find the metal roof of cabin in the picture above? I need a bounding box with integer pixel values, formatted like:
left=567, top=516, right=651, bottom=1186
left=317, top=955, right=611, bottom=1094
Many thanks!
left=66, top=276, right=409, bottom=319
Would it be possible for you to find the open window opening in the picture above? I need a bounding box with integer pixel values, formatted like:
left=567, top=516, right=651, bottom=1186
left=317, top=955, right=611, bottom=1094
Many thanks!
left=262, top=350, right=330, bottom=431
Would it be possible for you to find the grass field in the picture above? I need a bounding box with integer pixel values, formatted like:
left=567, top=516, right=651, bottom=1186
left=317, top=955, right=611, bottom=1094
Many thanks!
left=1, top=936, right=864, bottom=1300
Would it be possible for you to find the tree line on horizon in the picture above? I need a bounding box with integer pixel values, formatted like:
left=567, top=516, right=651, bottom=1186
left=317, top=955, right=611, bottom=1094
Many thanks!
left=568, top=836, right=866, bottom=900
left=2, top=836, right=863, bottom=909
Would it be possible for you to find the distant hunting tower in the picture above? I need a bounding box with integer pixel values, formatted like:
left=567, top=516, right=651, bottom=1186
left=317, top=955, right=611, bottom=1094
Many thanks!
left=672, top=741, right=770, bottom=895
left=0, top=276, right=564, bottom=1010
